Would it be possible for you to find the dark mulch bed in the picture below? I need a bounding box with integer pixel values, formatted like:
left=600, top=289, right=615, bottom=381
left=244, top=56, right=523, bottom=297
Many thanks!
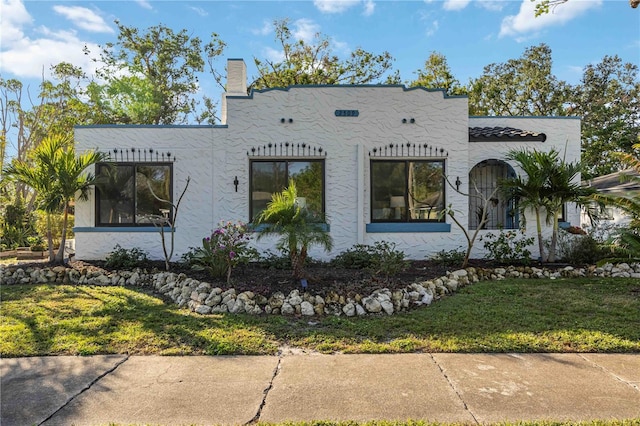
left=68, top=258, right=493, bottom=298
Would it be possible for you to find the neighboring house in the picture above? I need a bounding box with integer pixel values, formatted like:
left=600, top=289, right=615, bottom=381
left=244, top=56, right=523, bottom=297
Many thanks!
left=73, top=59, right=582, bottom=261
left=582, top=169, right=640, bottom=229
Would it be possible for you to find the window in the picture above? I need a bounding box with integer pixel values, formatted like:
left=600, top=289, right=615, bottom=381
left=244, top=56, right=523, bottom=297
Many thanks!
left=371, top=160, right=445, bottom=222
left=250, top=160, right=325, bottom=221
left=96, top=163, right=172, bottom=226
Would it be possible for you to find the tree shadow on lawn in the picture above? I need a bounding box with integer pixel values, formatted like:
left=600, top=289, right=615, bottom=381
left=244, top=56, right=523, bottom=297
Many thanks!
left=3, top=278, right=639, bottom=356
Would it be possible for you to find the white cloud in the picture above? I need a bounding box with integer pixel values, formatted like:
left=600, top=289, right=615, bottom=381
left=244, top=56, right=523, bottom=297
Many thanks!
left=478, top=1, right=506, bottom=12
left=53, top=5, right=114, bottom=33
left=0, top=0, right=103, bottom=79
left=333, top=39, right=350, bottom=55
left=500, top=0, right=602, bottom=38
left=135, top=0, right=153, bottom=10
left=1, top=27, right=101, bottom=79
left=189, top=6, right=208, bottom=17
left=252, top=20, right=273, bottom=36
left=263, top=46, right=284, bottom=63
left=426, top=20, right=439, bottom=37
left=443, top=0, right=471, bottom=11
left=314, top=0, right=360, bottom=13
left=1, top=0, right=33, bottom=44
left=363, top=0, right=375, bottom=16
left=292, top=18, right=320, bottom=43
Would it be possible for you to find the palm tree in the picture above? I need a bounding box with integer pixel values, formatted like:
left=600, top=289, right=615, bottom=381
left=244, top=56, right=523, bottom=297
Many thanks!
left=501, top=149, right=552, bottom=262
left=501, top=148, right=595, bottom=262
left=256, top=180, right=333, bottom=279
left=590, top=143, right=640, bottom=260
left=544, top=157, right=596, bottom=262
left=5, top=133, right=107, bottom=263
left=4, top=139, right=65, bottom=261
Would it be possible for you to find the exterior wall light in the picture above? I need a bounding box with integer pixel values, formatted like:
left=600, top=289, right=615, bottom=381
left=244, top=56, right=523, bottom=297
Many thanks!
left=455, top=176, right=462, bottom=191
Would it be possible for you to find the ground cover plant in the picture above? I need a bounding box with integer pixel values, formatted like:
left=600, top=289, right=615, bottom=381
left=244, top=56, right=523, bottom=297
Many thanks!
left=1, top=275, right=638, bottom=357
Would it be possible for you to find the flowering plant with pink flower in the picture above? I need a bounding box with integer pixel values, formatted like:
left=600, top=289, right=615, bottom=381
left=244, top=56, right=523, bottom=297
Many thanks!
left=191, top=221, right=257, bottom=283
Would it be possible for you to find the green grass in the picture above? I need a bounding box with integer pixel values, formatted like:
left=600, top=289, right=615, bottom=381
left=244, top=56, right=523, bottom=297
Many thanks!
left=1, top=277, right=639, bottom=357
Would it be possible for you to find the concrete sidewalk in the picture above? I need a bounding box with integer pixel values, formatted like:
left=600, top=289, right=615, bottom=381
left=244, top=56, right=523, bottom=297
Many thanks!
left=1, top=353, right=639, bottom=426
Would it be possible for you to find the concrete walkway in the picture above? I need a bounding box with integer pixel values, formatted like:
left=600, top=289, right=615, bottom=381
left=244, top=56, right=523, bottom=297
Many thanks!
left=1, top=353, right=639, bottom=426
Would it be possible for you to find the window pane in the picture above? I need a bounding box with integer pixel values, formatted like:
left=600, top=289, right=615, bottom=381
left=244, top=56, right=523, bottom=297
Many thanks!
left=251, top=161, right=286, bottom=220
left=408, top=161, right=444, bottom=220
left=136, top=165, right=172, bottom=224
left=372, top=162, right=406, bottom=220
left=97, top=164, right=134, bottom=224
left=289, top=161, right=323, bottom=214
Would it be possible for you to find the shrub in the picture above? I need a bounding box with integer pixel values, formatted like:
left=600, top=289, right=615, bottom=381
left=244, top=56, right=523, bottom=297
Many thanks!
left=190, top=221, right=257, bottom=283
left=0, top=202, right=36, bottom=249
left=481, top=229, right=534, bottom=265
left=557, top=233, right=609, bottom=265
left=27, top=236, right=46, bottom=251
left=332, top=241, right=408, bottom=281
left=430, top=248, right=466, bottom=267
left=105, top=245, right=150, bottom=269
left=331, top=244, right=381, bottom=269
left=258, top=249, right=292, bottom=270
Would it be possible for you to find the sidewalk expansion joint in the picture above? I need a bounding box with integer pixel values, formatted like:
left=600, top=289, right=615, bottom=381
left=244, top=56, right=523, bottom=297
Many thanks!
left=429, top=354, right=480, bottom=425
left=38, top=355, right=130, bottom=426
left=246, top=355, right=282, bottom=425
left=578, top=354, right=640, bottom=392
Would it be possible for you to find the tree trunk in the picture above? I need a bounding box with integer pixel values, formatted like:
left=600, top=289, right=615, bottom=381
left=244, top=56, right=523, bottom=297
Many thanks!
left=535, top=207, right=546, bottom=262
left=54, top=201, right=69, bottom=264
left=46, top=213, right=54, bottom=262
left=548, top=215, right=559, bottom=263
left=291, top=246, right=307, bottom=279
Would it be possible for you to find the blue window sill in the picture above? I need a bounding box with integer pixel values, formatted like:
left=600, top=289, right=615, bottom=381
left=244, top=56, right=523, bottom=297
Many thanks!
left=558, top=221, right=571, bottom=229
left=366, top=222, right=451, bottom=233
left=249, top=223, right=330, bottom=232
left=74, top=227, right=174, bottom=233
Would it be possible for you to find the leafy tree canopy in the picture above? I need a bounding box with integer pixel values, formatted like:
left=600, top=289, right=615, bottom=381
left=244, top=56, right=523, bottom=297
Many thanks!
left=250, top=19, right=397, bottom=91
left=409, top=52, right=467, bottom=96
left=85, top=21, right=226, bottom=125
left=570, top=55, right=640, bottom=179
left=467, top=44, right=571, bottom=116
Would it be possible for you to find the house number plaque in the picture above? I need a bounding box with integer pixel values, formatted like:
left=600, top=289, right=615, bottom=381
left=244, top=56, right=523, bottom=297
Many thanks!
left=334, top=110, right=359, bottom=117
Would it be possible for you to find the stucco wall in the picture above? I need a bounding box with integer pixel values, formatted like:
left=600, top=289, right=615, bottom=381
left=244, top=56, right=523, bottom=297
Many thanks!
left=75, top=127, right=218, bottom=260
left=74, top=84, right=581, bottom=262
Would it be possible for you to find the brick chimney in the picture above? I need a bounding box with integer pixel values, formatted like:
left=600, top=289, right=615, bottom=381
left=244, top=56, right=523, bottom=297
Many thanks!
left=221, top=59, right=247, bottom=124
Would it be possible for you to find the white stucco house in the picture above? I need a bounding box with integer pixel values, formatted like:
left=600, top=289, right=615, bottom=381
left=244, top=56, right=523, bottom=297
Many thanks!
left=73, top=59, right=581, bottom=261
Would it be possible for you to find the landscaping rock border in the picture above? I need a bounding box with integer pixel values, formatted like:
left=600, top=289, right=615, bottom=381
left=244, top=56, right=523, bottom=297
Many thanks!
left=2, top=262, right=639, bottom=317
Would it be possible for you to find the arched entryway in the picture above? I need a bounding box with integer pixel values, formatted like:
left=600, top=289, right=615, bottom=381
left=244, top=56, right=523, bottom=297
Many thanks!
left=468, top=159, right=518, bottom=230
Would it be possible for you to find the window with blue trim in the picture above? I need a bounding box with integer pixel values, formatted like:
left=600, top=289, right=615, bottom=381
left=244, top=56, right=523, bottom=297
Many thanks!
left=370, top=160, right=445, bottom=222
left=95, top=163, right=172, bottom=226
left=250, top=160, right=325, bottom=221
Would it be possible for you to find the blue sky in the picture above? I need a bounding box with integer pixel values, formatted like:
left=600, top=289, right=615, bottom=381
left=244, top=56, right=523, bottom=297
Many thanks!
left=1, top=0, right=639, bottom=108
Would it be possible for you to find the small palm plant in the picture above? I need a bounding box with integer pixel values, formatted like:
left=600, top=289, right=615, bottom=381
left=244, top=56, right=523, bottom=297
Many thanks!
left=255, top=180, right=332, bottom=279
left=590, top=143, right=640, bottom=262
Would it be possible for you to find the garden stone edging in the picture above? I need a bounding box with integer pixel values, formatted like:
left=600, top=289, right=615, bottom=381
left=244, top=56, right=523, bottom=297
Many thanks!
left=1, top=262, right=639, bottom=317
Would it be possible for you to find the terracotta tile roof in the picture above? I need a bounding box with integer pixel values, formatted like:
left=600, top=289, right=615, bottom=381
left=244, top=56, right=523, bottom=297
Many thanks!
left=469, top=127, right=547, bottom=142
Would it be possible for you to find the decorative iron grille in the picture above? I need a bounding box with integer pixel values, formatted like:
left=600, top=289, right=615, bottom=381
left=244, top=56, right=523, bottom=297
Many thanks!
left=369, top=143, right=448, bottom=158
left=247, top=142, right=327, bottom=157
left=101, top=148, right=176, bottom=162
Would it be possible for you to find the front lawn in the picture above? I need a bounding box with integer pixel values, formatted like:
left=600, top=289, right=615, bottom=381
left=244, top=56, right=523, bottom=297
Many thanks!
left=1, top=277, right=639, bottom=356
